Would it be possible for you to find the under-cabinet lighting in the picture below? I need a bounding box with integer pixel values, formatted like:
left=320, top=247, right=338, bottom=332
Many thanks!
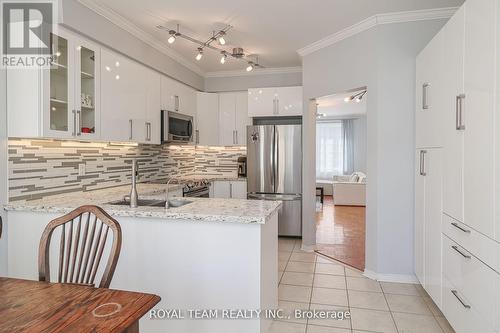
left=108, top=142, right=139, bottom=147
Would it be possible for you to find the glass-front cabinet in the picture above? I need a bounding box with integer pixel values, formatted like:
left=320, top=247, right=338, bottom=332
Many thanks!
left=43, top=28, right=100, bottom=138
left=75, top=39, right=100, bottom=139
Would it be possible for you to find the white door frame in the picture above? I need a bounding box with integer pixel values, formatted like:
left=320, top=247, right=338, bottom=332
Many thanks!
left=0, top=68, right=8, bottom=275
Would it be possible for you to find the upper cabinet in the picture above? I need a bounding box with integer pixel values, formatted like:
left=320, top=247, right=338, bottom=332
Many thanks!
left=415, top=28, right=444, bottom=149
left=248, top=86, right=303, bottom=117
left=219, top=92, right=251, bottom=146
left=196, top=92, right=219, bottom=146
left=8, top=27, right=101, bottom=139
left=100, top=49, right=161, bottom=144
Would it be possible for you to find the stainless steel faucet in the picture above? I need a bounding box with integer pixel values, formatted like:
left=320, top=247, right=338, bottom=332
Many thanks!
left=129, top=159, right=139, bottom=208
left=165, top=177, right=182, bottom=209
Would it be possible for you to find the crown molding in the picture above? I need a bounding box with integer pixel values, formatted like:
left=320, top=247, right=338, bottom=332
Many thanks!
left=297, top=7, right=458, bottom=56
left=205, top=66, right=302, bottom=78
left=78, top=0, right=205, bottom=76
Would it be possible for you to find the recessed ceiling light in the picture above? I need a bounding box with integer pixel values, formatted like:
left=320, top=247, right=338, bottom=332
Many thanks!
left=168, top=30, right=176, bottom=44
left=115, top=61, right=120, bottom=67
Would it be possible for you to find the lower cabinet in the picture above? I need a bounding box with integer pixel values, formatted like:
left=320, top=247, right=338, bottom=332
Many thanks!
left=210, top=180, right=247, bottom=199
left=415, top=148, right=443, bottom=307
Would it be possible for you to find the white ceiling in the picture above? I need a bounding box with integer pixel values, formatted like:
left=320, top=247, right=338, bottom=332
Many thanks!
left=317, top=90, right=367, bottom=118
left=87, top=0, right=463, bottom=73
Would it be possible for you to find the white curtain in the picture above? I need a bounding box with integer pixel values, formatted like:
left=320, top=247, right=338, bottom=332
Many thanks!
left=342, top=119, right=355, bottom=175
left=316, top=121, right=343, bottom=180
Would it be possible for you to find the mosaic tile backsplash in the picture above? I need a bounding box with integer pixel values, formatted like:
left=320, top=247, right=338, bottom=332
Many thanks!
left=8, top=139, right=246, bottom=201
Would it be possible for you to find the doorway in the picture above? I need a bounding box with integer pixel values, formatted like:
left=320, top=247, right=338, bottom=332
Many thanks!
left=314, top=88, right=367, bottom=271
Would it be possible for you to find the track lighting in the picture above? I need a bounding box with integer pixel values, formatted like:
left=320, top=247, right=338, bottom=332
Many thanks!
left=158, top=24, right=263, bottom=72
left=168, top=30, right=176, bottom=44
left=218, top=31, right=226, bottom=45
left=220, top=51, right=227, bottom=64
left=195, top=48, right=203, bottom=61
left=344, top=90, right=367, bottom=103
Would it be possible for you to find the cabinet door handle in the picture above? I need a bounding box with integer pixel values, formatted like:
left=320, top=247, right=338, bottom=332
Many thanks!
left=195, top=130, right=200, bottom=144
left=451, top=222, right=471, bottom=233
left=0, top=215, right=2, bottom=239
left=451, top=290, right=471, bottom=309
left=456, top=94, right=465, bottom=130
left=275, top=99, right=279, bottom=115
left=229, top=183, right=233, bottom=198
left=422, top=83, right=429, bottom=109
left=451, top=245, right=471, bottom=259
left=235, top=130, right=238, bottom=145
left=419, top=150, right=427, bottom=176
left=129, top=119, right=133, bottom=140
left=77, top=110, right=82, bottom=136
left=174, top=95, right=179, bottom=111
left=72, top=110, right=77, bottom=136
left=273, top=98, right=277, bottom=115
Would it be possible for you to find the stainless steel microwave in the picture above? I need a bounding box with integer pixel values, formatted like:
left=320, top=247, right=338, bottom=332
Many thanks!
left=161, top=110, right=194, bottom=143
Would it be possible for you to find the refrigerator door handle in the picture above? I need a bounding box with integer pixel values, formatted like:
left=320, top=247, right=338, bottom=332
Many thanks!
left=274, top=127, right=280, bottom=193
left=271, top=126, right=276, bottom=192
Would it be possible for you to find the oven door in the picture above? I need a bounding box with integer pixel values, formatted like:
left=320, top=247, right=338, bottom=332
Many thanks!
left=162, top=111, right=193, bottom=143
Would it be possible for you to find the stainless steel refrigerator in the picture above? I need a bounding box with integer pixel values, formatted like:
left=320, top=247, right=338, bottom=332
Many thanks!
left=247, top=124, right=302, bottom=236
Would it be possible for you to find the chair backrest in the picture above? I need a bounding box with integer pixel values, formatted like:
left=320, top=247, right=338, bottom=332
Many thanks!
left=38, top=205, right=122, bottom=288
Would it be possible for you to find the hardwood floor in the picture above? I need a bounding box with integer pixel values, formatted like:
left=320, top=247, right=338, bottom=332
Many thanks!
left=315, top=196, right=366, bottom=271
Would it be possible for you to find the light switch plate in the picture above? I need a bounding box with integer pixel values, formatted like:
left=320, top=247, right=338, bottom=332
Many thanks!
left=78, top=163, right=86, bottom=176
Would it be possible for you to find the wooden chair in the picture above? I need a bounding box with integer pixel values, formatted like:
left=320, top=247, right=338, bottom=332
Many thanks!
left=38, top=205, right=122, bottom=288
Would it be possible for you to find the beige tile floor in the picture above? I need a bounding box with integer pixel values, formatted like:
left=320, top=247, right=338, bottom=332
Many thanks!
left=272, top=238, right=455, bottom=333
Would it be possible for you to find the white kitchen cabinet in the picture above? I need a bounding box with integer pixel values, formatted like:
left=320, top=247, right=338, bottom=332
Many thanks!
left=442, top=6, right=465, bottom=225
left=196, top=92, right=219, bottom=145
left=211, top=180, right=247, bottom=199
left=415, top=28, right=444, bottom=149
left=219, top=92, right=251, bottom=146
left=247, top=88, right=276, bottom=117
left=101, top=49, right=160, bottom=143
left=415, top=148, right=443, bottom=307
left=462, top=0, right=496, bottom=239
left=8, top=27, right=101, bottom=139
left=275, top=86, right=303, bottom=116
left=230, top=181, right=247, bottom=199
left=235, top=92, right=250, bottom=144
left=248, top=86, right=303, bottom=117
left=160, top=76, right=196, bottom=116
left=212, top=181, right=231, bottom=199
left=415, top=0, right=500, bottom=331
left=441, top=0, right=496, bottom=239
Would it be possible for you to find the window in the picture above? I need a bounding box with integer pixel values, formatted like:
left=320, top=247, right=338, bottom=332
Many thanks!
left=316, top=121, right=343, bottom=180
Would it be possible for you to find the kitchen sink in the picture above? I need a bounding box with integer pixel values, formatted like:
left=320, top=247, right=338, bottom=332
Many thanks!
left=106, top=198, right=193, bottom=208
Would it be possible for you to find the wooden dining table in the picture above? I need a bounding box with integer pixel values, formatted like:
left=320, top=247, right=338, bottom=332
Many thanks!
left=0, top=277, right=161, bottom=333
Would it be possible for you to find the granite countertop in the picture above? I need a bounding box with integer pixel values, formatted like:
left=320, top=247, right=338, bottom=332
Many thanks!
left=3, top=183, right=281, bottom=224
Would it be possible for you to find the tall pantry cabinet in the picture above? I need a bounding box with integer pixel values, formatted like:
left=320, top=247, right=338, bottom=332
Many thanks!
left=415, top=0, right=500, bottom=332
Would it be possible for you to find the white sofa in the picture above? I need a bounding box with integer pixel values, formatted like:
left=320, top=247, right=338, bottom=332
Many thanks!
left=332, top=172, right=366, bottom=206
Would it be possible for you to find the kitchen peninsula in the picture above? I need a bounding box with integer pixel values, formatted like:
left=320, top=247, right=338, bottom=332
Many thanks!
left=3, top=183, right=280, bottom=333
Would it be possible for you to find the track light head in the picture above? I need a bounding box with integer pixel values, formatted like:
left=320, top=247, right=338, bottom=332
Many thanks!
left=344, top=96, right=352, bottom=103
left=246, top=62, right=254, bottom=72
left=220, top=51, right=227, bottom=64
left=195, top=48, right=203, bottom=61
left=218, top=31, right=226, bottom=45
left=168, top=30, right=177, bottom=44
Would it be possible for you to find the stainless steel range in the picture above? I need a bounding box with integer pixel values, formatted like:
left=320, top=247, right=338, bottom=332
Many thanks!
left=182, top=180, right=210, bottom=198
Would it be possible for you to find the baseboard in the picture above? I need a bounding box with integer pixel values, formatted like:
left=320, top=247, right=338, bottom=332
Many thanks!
left=363, top=269, right=419, bottom=284
left=300, top=244, right=316, bottom=252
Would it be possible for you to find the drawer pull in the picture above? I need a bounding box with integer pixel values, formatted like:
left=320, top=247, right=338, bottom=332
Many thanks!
left=451, top=245, right=471, bottom=259
left=451, top=222, right=471, bottom=233
left=451, top=290, right=471, bottom=309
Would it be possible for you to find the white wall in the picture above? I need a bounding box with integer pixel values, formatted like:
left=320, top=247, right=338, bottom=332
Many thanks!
left=303, top=19, right=447, bottom=278
left=61, top=0, right=204, bottom=91
left=204, top=71, right=302, bottom=92
left=353, top=116, right=367, bottom=173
